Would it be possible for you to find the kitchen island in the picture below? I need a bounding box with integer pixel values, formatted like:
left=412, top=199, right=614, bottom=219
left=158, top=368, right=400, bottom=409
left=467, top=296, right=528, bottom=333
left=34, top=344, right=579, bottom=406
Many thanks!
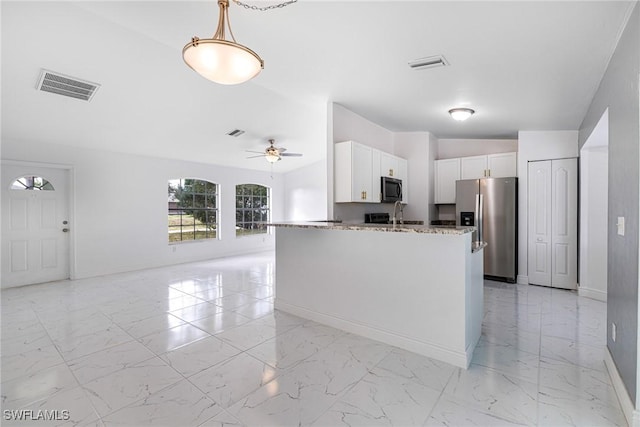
left=270, top=222, right=485, bottom=368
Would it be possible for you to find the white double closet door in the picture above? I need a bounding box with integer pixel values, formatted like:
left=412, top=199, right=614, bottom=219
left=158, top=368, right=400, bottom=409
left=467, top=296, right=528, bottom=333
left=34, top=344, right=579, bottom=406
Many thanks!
left=528, top=158, right=578, bottom=289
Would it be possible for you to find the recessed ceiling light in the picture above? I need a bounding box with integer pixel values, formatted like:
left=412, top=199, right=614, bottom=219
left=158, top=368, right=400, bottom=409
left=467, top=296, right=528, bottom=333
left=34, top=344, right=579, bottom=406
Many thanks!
left=448, top=108, right=475, bottom=121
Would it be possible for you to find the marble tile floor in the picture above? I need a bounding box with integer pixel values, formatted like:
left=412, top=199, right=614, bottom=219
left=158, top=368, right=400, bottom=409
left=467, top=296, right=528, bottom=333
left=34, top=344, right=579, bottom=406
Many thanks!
left=1, top=251, right=626, bottom=426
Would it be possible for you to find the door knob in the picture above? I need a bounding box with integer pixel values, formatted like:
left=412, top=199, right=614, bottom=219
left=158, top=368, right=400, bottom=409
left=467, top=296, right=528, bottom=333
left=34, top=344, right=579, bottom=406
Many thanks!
left=62, top=228, right=69, bottom=232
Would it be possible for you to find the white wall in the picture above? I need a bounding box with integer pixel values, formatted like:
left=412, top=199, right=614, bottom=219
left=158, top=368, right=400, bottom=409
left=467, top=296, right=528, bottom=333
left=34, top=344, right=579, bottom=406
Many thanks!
left=394, top=132, right=437, bottom=224
left=580, top=147, right=609, bottom=300
left=283, top=160, right=328, bottom=221
left=332, top=103, right=395, bottom=223
left=517, top=130, right=579, bottom=284
left=437, top=139, right=518, bottom=159
left=1, top=139, right=284, bottom=280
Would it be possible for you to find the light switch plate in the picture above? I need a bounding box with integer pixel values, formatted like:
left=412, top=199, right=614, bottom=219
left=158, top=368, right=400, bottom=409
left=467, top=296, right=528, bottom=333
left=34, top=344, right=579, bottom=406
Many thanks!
left=617, top=217, right=625, bottom=236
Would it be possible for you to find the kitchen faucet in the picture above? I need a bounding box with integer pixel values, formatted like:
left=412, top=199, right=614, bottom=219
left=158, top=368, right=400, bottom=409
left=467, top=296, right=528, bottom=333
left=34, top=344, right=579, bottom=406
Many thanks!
left=392, top=200, right=404, bottom=226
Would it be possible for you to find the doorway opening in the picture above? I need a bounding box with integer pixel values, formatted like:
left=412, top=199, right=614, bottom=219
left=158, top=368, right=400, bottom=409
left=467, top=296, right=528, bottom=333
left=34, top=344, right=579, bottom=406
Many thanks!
left=579, top=109, right=609, bottom=301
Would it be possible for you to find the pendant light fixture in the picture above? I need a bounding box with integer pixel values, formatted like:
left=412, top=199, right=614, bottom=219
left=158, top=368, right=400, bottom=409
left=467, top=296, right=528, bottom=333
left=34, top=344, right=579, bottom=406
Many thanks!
left=448, top=108, right=475, bottom=121
left=183, top=0, right=264, bottom=85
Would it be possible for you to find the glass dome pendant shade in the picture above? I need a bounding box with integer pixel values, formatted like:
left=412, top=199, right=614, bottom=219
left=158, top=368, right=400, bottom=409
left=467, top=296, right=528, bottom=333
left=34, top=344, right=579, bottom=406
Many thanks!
left=183, top=0, right=264, bottom=85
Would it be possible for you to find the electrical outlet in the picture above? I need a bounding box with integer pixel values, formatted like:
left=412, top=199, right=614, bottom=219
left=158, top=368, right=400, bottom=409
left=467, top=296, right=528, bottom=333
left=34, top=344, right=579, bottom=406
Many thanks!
left=612, top=322, right=617, bottom=342
left=617, top=217, right=625, bottom=236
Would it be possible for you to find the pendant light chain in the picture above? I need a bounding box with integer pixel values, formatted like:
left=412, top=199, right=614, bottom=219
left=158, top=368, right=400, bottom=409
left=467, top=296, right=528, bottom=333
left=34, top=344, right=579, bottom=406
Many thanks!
left=232, top=0, right=297, bottom=11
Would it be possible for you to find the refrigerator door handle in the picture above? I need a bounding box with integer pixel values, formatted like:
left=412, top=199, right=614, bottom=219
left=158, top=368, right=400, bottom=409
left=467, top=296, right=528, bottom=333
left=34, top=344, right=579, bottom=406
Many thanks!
left=478, top=194, right=484, bottom=244
left=475, top=194, right=480, bottom=242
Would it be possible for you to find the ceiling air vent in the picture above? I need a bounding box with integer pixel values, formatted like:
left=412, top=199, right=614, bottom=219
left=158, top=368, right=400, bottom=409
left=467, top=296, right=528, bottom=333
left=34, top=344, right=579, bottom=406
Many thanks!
left=36, top=69, right=100, bottom=102
left=227, top=129, right=245, bottom=137
left=408, top=55, right=449, bottom=70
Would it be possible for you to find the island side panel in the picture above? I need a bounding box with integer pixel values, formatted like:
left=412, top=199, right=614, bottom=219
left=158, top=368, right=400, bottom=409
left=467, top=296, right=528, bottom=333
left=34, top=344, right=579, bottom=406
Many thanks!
left=274, top=226, right=473, bottom=368
left=465, top=246, right=485, bottom=364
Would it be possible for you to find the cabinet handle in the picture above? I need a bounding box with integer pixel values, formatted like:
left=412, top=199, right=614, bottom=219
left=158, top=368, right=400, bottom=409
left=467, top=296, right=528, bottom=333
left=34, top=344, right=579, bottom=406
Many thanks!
left=487, top=169, right=491, bottom=177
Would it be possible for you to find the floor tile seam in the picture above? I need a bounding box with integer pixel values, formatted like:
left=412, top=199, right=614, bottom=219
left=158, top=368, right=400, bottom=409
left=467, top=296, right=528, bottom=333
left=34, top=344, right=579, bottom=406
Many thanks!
left=138, top=329, right=213, bottom=357
left=536, top=382, right=623, bottom=409
left=301, top=360, right=375, bottom=426
left=83, top=365, right=188, bottom=420
left=475, top=339, right=543, bottom=358
left=0, top=356, right=69, bottom=386
left=437, top=388, right=539, bottom=426
left=69, top=346, right=161, bottom=386
left=538, top=333, right=606, bottom=347
left=52, top=329, right=137, bottom=364
left=481, top=319, right=542, bottom=334
left=469, top=361, right=541, bottom=386
left=182, top=351, right=283, bottom=413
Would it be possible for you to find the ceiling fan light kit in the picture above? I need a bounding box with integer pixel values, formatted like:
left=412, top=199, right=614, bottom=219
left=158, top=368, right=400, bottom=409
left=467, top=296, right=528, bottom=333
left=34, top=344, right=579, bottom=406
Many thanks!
left=448, top=107, right=475, bottom=121
left=183, top=0, right=264, bottom=85
left=246, top=139, right=303, bottom=163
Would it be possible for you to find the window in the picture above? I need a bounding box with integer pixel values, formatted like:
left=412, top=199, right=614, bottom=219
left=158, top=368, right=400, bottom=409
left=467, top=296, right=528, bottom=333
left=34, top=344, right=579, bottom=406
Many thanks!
left=236, top=184, right=270, bottom=237
left=168, top=179, right=218, bottom=243
left=11, top=176, right=54, bottom=191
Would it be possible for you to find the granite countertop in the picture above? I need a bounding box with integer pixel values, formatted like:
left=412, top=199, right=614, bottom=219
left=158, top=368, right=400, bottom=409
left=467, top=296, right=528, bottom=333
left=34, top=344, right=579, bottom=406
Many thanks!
left=267, top=221, right=475, bottom=235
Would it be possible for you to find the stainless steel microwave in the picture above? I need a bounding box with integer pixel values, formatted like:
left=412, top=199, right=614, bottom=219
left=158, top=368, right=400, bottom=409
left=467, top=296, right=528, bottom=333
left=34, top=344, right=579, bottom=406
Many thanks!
left=381, top=177, right=402, bottom=203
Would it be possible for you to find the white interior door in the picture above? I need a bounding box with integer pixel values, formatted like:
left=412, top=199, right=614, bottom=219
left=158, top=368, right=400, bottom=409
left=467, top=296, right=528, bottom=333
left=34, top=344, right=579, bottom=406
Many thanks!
left=1, top=164, right=70, bottom=288
left=551, top=158, right=578, bottom=289
left=528, top=160, right=552, bottom=286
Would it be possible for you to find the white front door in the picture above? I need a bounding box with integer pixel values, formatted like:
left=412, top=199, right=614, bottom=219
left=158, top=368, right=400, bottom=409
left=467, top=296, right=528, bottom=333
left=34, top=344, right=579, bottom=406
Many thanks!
left=1, top=163, right=70, bottom=288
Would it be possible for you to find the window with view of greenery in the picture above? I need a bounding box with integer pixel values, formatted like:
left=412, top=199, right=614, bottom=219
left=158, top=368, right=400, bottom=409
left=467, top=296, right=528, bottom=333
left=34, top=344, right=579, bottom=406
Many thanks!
left=236, top=184, right=270, bottom=237
left=168, top=179, right=218, bottom=243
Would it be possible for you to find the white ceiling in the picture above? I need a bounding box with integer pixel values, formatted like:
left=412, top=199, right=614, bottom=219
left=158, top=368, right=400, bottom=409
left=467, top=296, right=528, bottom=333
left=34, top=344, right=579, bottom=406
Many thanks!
left=1, top=1, right=634, bottom=173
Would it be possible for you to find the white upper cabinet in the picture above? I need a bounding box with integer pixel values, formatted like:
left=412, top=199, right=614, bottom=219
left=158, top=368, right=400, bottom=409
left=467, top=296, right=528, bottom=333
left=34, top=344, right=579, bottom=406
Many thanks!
left=335, top=141, right=375, bottom=203
left=380, top=152, right=399, bottom=178
left=460, top=155, right=488, bottom=179
left=434, top=158, right=460, bottom=204
left=335, top=141, right=408, bottom=204
left=487, top=152, right=517, bottom=177
left=460, top=153, right=517, bottom=179
left=396, top=158, right=408, bottom=204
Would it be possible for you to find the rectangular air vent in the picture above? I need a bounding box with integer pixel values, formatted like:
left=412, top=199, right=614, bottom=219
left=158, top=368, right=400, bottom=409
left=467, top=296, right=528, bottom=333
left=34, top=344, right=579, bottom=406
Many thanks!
left=227, top=129, right=245, bottom=137
left=408, top=55, right=449, bottom=70
left=36, top=69, right=100, bottom=102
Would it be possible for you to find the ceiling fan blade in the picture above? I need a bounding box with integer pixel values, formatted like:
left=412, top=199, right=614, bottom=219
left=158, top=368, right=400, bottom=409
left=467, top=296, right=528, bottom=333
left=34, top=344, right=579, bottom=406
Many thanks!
left=245, top=150, right=266, bottom=154
left=246, top=155, right=266, bottom=159
left=281, top=153, right=303, bottom=157
left=276, top=147, right=287, bottom=153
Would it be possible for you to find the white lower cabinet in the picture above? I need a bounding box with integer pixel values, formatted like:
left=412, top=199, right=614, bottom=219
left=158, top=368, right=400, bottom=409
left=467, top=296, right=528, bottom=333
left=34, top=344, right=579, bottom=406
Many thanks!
left=527, top=158, right=577, bottom=289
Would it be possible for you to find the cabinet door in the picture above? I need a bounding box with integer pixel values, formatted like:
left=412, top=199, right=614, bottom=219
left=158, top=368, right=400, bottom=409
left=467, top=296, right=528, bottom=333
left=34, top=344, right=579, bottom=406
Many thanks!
left=352, top=142, right=374, bottom=202
left=551, top=158, right=577, bottom=289
left=371, top=149, right=381, bottom=202
left=460, top=155, right=488, bottom=179
left=488, top=152, right=517, bottom=178
left=397, top=158, right=408, bottom=203
left=380, top=152, right=399, bottom=178
left=435, top=159, right=460, bottom=204
left=528, top=161, right=552, bottom=287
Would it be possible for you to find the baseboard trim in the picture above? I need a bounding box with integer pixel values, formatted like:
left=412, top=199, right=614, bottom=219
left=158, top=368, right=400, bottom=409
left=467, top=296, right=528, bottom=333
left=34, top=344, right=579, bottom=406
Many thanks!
left=517, top=275, right=529, bottom=285
left=578, top=286, right=607, bottom=302
left=604, top=347, right=640, bottom=426
left=275, top=299, right=472, bottom=369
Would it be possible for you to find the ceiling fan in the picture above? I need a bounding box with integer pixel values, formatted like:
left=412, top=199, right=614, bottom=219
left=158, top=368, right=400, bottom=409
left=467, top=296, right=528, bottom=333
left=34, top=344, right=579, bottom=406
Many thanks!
left=246, top=139, right=303, bottom=163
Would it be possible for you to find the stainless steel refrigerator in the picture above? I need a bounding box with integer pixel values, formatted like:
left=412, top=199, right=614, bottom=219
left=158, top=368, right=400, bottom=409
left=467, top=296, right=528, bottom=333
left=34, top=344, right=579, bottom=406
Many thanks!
left=456, top=177, right=518, bottom=282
